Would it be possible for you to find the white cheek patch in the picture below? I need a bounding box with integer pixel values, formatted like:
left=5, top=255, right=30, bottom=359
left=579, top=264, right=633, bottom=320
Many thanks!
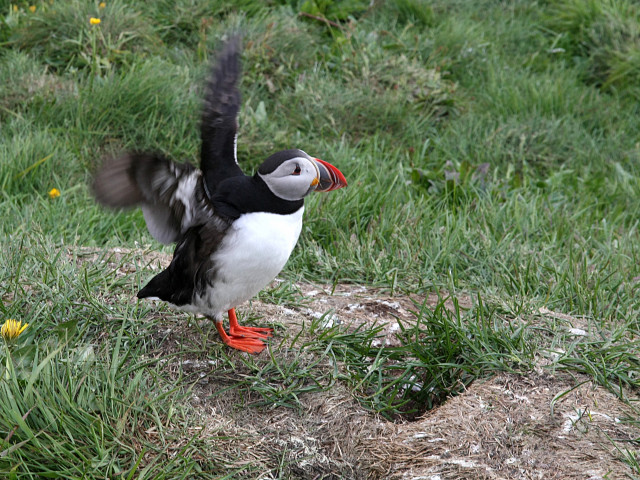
left=258, top=174, right=298, bottom=201
left=259, top=157, right=319, bottom=201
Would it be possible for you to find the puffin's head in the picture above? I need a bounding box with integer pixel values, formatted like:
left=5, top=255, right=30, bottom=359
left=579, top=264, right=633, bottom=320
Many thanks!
left=257, top=149, right=347, bottom=202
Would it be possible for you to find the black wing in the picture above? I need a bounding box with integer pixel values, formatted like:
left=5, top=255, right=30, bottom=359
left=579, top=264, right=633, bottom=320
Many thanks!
left=92, top=152, right=211, bottom=244
left=200, top=35, right=245, bottom=196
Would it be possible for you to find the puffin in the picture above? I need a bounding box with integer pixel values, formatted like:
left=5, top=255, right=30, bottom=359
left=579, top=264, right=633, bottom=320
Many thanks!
left=92, top=36, right=347, bottom=354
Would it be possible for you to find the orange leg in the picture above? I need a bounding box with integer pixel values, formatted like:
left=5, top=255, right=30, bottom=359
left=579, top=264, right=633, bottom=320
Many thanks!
left=227, top=308, right=273, bottom=339
left=214, top=319, right=266, bottom=354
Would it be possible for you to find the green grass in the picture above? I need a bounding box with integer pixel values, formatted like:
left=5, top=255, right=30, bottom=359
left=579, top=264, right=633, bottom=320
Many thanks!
left=1, top=0, right=640, bottom=477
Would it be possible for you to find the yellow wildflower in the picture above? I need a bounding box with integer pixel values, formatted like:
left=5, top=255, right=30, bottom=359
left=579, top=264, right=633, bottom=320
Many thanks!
left=1, top=319, right=28, bottom=341
left=90, top=17, right=101, bottom=25
left=99, top=2, right=106, bottom=8
left=29, top=5, right=36, bottom=12
left=48, top=187, right=61, bottom=199
left=13, top=5, right=18, bottom=12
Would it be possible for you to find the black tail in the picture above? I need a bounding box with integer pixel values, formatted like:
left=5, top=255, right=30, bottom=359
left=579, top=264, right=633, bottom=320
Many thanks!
left=137, top=230, right=203, bottom=306
left=137, top=267, right=193, bottom=307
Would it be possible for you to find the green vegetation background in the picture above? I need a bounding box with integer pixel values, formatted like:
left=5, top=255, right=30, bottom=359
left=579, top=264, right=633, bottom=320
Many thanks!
left=1, top=0, right=640, bottom=477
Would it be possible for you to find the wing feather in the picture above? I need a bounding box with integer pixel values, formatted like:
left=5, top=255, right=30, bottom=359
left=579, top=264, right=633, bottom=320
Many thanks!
left=200, top=35, right=245, bottom=193
left=93, top=152, right=211, bottom=244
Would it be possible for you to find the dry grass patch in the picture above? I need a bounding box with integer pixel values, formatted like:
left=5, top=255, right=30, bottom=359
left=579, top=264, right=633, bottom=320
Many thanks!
left=64, top=247, right=640, bottom=479
left=365, top=372, right=638, bottom=479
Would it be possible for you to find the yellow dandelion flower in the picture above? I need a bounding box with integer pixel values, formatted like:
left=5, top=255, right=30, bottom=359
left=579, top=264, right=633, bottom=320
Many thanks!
left=90, top=17, right=101, bottom=25
left=48, top=187, right=61, bottom=199
left=99, top=2, right=106, bottom=8
left=13, top=5, right=18, bottom=12
left=1, top=319, right=29, bottom=341
left=29, top=5, right=36, bottom=12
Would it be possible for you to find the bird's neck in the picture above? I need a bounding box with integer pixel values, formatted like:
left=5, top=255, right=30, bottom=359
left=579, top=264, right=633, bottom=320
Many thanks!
left=212, top=175, right=304, bottom=220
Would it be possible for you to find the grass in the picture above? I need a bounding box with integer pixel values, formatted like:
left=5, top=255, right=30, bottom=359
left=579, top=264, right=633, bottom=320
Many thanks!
left=1, top=0, right=640, bottom=477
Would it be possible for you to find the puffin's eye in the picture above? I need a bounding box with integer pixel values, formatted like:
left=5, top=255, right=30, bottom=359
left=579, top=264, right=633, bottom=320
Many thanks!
left=292, top=164, right=301, bottom=175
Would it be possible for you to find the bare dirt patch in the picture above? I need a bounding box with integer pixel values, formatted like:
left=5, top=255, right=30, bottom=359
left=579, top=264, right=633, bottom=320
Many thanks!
left=73, top=247, right=639, bottom=479
left=145, top=282, right=639, bottom=480
left=365, top=372, right=638, bottom=479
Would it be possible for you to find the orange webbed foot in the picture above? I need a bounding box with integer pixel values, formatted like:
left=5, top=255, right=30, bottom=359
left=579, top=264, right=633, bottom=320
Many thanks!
left=215, top=319, right=266, bottom=354
left=228, top=308, right=273, bottom=339
left=223, top=336, right=267, bottom=354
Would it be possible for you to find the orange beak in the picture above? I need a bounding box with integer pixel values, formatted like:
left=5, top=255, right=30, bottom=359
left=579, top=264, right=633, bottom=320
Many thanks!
left=313, top=158, right=347, bottom=192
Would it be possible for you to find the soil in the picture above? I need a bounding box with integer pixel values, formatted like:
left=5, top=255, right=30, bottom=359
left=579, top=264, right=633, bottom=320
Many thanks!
left=74, top=247, right=640, bottom=479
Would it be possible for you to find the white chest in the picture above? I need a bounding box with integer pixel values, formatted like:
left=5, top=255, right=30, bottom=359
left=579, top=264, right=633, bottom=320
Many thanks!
left=198, top=207, right=304, bottom=313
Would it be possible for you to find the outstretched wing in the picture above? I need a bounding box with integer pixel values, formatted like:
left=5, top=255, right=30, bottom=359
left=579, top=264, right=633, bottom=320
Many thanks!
left=200, top=35, right=245, bottom=196
left=92, top=152, right=211, bottom=244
